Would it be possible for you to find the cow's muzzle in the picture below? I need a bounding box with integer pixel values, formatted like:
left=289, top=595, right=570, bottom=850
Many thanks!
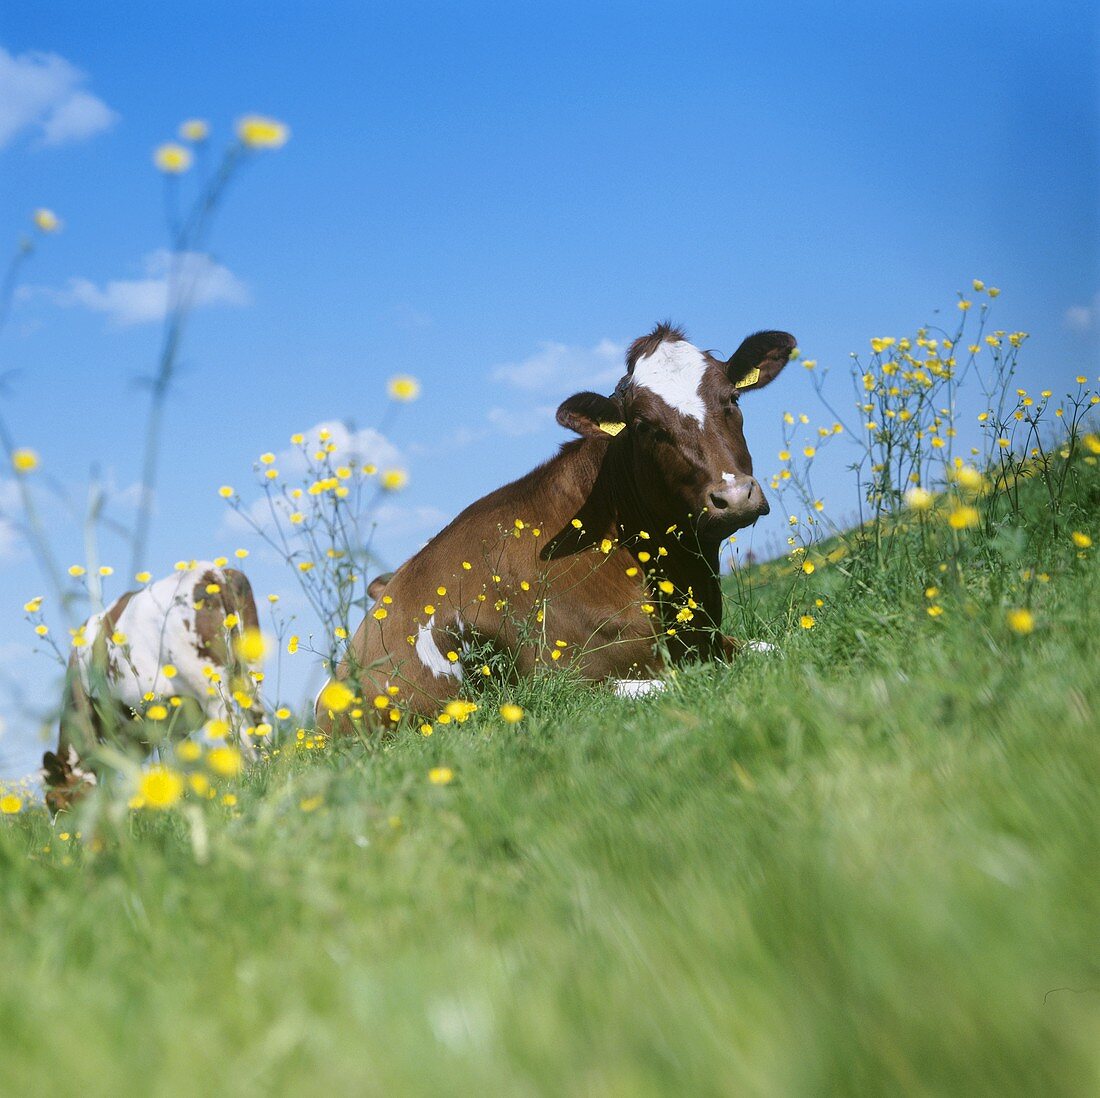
left=704, top=474, right=770, bottom=530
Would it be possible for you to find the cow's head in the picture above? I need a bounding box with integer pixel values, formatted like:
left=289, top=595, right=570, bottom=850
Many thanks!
left=41, top=746, right=97, bottom=816
left=556, top=323, right=795, bottom=540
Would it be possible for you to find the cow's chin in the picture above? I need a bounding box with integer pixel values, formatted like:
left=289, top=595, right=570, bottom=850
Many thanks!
left=697, top=508, right=767, bottom=541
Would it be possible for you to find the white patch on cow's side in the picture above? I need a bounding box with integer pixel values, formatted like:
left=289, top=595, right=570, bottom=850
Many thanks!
left=416, top=614, right=463, bottom=681
left=73, top=563, right=255, bottom=745
left=745, top=641, right=776, bottom=653
left=612, top=678, right=666, bottom=699
left=631, top=340, right=708, bottom=424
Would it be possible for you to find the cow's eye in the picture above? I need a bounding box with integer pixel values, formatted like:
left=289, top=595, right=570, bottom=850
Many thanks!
left=636, top=420, right=670, bottom=443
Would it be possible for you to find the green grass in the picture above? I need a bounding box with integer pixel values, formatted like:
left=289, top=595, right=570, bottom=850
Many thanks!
left=2, top=460, right=1099, bottom=1096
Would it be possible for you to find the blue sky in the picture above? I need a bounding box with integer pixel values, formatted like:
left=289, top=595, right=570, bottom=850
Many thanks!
left=0, top=1, right=1096, bottom=774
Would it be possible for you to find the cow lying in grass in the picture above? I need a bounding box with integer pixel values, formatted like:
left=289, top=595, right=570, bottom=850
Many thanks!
left=317, top=323, right=794, bottom=731
left=42, top=563, right=266, bottom=814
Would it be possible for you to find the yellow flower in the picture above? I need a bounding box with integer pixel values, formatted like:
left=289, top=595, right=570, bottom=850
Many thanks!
left=179, top=118, right=209, bottom=142
left=34, top=624, right=48, bottom=637
left=219, top=485, right=234, bottom=498
left=906, top=487, right=934, bottom=512
left=300, top=796, right=323, bottom=813
left=207, top=747, right=242, bottom=777
left=372, top=607, right=388, bottom=620
left=154, top=143, right=192, bottom=173
left=948, top=506, right=980, bottom=530
left=161, top=664, right=177, bottom=680
left=235, top=627, right=268, bottom=662
left=204, top=719, right=230, bottom=741
left=33, top=208, right=61, bottom=233
left=428, top=767, right=453, bottom=785
left=223, top=613, right=239, bottom=629
left=954, top=466, right=985, bottom=493
left=500, top=703, right=524, bottom=723
left=235, top=548, right=249, bottom=559
left=99, top=565, right=113, bottom=576
left=138, top=766, right=184, bottom=808
left=23, top=597, right=42, bottom=614
left=381, top=468, right=408, bottom=491
left=658, top=580, right=674, bottom=595
left=287, top=635, right=299, bottom=654
left=0, top=793, right=23, bottom=814
left=135, top=571, right=152, bottom=583
left=68, top=564, right=86, bottom=577
left=318, top=680, right=354, bottom=712
left=972, top=279, right=985, bottom=292
left=147, top=704, right=168, bottom=720
left=1006, top=608, right=1034, bottom=635
left=801, top=560, right=815, bottom=575
left=1071, top=531, right=1092, bottom=548
left=599, top=538, right=613, bottom=554
left=11, top=448, right=39, bottom=473
left=799, top=615, right=815, bottom=629
left=446, top=651, right=459, bottom=663
left=259, top=452, right=276, bottom=465
left=237, top=115, right=289, bottom=149
left=176, top=741, right=202, bottom=762
left=927, top=605, right=944, bottom=618
left=388, top=375, right=420, bottom=401
left=803, top=446, right=816, bottom=458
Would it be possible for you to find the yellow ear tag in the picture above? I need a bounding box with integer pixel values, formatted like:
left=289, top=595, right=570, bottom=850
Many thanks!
left=734, top=367, right=761, bottom=390
left=599, top=421, right=626, bottom=436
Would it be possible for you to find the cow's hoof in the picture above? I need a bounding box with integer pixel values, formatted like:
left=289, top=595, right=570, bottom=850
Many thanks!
left=612, top=679, right=666, bottom=699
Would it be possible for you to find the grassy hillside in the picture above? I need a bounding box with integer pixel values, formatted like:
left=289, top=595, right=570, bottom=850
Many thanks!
left=1, top=445, right=1098, bottom=1096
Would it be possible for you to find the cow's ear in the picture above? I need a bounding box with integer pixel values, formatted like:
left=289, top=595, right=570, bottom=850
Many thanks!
left=727, top=331, right=797, bottom=393
left=556, top=392, right=626, bottom=438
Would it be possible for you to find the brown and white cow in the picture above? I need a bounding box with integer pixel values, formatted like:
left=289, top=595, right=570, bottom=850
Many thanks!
left=317, top=323, right=794, bottom=730
left=42, top=562, right=265, bottom=813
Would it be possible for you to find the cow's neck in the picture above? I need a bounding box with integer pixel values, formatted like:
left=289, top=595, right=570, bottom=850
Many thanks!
left=544, top=438, right=725, bottom=634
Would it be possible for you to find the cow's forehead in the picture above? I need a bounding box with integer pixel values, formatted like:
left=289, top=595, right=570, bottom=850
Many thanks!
left=630, top=340, right=714, bottom=424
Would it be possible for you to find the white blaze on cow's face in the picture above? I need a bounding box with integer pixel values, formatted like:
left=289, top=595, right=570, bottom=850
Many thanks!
left=629, top=339, right=709, bottom=425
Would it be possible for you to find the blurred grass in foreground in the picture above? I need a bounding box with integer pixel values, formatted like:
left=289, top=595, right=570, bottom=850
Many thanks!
left=0, top=452, right=1098, bottom=1097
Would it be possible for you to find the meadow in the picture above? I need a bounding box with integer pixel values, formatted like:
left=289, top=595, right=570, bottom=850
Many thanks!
left=1, top=419, right=1097, bottom=1095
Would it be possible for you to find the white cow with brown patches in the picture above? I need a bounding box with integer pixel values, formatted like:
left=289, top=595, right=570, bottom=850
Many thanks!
left=42, top=562, right=265, bottom=814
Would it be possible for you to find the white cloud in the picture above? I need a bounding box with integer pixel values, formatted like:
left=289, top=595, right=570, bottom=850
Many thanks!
left=275, top=421, right=401, bottom=475
left=491, top=338, right=623, bottom=393
left=1064, top=293, right=1099, bottom=333
left=51, top=249, right=249, bottom=327
left=485, top=405, right=557, bottom=436
left=39, top=89, right=117, bottom=146
left=0, top=479, right=27, bottom=562
left=0, top=46, right=118, bottom=150
left=222, top=421, right=403, bottom=538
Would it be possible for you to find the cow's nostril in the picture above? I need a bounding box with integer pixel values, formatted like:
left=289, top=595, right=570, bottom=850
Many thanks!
left=709, top=492, right=730, bottom=511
